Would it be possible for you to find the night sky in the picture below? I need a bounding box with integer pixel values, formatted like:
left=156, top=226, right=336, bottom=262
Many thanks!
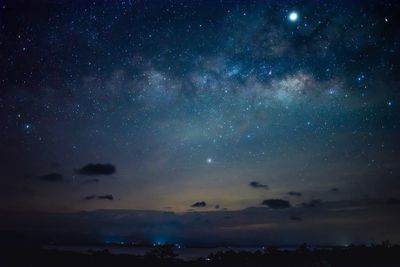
left=1, top=0, right=400, bottom=245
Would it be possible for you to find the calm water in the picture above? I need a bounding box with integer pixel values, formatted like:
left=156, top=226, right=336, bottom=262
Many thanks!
left=44, top=245, right=270, bottom=260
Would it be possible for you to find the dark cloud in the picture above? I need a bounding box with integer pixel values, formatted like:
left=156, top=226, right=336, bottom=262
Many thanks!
left=98, top=194, right=114, bottom=200
left=301, top=199, right=323, bottom=208
left=290, top=215, right=302, bottom=221
left=76, top=163, right=116, bottom=176
left=331, top=188, right=340, bottom=193
left=2, top=197, right=400, bottom=245
left=84, top=195, right=96, bottom=200
left=191, top=201, right=206, bottom=208
left=288, top=191, right=302, bottom=197
left=38, top=172, right=63, bottom=182
left=84, top=194, right=114, bottom=200
left=249, top=181, right=269, bottom=189
left=261, top=199, right=291, bottom=209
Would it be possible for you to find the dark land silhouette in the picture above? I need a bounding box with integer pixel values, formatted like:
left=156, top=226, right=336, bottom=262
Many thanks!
left=1, top=242, right=399, bottom=267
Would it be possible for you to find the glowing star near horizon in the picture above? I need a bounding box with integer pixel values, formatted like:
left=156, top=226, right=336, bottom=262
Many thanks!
left=206, top=158, right=213, bottom=164
left=289, top=11, right=298, bottom=22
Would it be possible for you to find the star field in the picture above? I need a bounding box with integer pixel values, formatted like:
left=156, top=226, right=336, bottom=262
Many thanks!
left=0, top=0, right=400, bottom=244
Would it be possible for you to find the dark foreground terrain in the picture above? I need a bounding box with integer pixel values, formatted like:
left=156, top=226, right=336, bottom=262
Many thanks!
left=1, top=243, right=399, bottom=267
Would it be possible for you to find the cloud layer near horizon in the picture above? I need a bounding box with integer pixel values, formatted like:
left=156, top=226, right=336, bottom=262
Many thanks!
left=1, top=198, right=399, bottom=245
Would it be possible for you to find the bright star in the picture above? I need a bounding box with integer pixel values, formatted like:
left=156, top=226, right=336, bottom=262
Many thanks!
left=357, top=74, right=365, bottom=81
left=288, top=12, right=298, bottom=22
left=206, top=158, right=213, bottom=164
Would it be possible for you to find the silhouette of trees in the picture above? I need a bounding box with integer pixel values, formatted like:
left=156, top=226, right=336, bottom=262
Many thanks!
left=145, top=244, right=178, bottom=261
left=1, top=242, right=400, bottom=266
